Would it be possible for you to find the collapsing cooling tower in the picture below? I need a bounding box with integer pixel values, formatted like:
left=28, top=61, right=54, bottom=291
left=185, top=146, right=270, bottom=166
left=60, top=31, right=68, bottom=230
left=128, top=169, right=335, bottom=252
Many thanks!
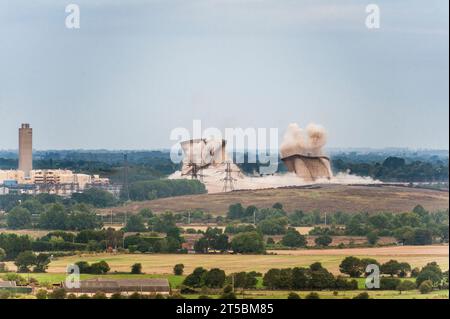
left=280, top=123, right=333, bottom=182
left=180, top=138, right=235, bottom=176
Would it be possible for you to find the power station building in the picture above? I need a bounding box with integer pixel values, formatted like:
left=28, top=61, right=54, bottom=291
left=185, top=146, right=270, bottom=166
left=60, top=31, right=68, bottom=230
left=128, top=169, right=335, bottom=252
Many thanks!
left=0, top=124, right=110, bottom=195
left=18, top=123, right=33, bottom=178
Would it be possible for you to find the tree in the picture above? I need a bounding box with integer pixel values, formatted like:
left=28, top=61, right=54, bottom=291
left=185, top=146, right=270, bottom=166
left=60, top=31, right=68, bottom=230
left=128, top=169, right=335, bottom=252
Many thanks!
left=419, top=280, right=433, bottom=294
left=281, top=228, right=307, bottom=248
left=14, top=251, right=36, bottom=273
left=131, top=263, right=142, bottom=274
left=183, top=267, right=208, bottom=288
left=366, top=232, right=379, bottom=245
left=173, top=264, right=185, bottom=276
left=416, top=270, right=442, bottom=287
left=230, top=232, right=265, bottom=254
left=360, top=258, right=380, bottom=271
left=309, top=263, right=335, bottom=290
left=33, top=253, right=51, bottom=273
left=339, top=257, right=363, bottom=278
left=21, top=199, right=44, bottom=215
left=272, top=202, right=283, bottom=210
left=89, top=261, right=110, bottom=274
left=227, top=203, right=245, bottom=219
left=0, top=233, right=32, bottom=259
left=194, top=238, right=209, bottom=254
left=38, top=204, right=68, bottom=230
left=398, top=262, right=411, bottom=278
left=380, top=260, right=402, bottom=277
left=292, top=267, right=310, bottom=290
left=72, top=188, right=118, bottom=208
left=0, top=248, right=5, bottom=262
left=257, top=218, right=287, bottom=235
left=6, top=207, right=32, bottom=229
left=232, top=272, right=258, bottom=289
left=124, top=215, right=147, bottom=232
left=314, top=235, right=332, bottom=247
left=75, top=261, right=91, bottom=273
left=204, top=268, right=226, bottom=288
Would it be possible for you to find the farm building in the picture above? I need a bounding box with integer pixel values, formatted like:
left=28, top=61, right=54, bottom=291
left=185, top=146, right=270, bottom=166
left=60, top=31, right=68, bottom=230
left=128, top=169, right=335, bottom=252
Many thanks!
left=0, top=281, right=33, bottom=294
left=62, top=278, right=170, bottom=295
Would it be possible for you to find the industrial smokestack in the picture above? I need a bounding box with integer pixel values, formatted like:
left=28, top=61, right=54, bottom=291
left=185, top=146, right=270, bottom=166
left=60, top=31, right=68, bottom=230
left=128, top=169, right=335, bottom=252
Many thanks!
left=18, top=123, right=33, bottom=178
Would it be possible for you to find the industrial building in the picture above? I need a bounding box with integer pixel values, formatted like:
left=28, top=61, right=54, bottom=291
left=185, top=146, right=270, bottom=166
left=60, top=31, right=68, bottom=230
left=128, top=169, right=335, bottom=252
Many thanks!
left=0, top=124, right=110, bottom=195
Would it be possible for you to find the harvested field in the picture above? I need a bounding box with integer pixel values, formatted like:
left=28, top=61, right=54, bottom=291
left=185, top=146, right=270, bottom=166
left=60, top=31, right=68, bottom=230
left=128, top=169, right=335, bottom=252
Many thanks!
left=35, top=245, right=448, bottom=276
left=99, top=185, right=449, bottom=216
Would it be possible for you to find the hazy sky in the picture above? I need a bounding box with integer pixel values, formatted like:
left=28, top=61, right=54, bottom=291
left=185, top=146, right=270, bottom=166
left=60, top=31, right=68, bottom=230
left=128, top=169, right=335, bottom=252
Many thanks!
left=0, top=0, right=448, bottom=150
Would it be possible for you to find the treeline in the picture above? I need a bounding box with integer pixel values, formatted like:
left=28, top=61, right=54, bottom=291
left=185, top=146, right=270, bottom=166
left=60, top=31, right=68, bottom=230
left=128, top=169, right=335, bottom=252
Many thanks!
left=226, top=203, right=449, bottom=246
left=0, top=228, right=125, bottom=259
left=0, top=188, right=117, bottom=212
left=5, top=202, right=102, bottom=231
left=309, top=205, right=449, bottom=245
left=332, top=156, right=449, bottom=182
left=124, top=179, right=206, bottom=201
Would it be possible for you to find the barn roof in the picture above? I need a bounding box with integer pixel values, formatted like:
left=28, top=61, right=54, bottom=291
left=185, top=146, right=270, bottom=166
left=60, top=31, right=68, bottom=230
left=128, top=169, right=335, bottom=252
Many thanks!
left=0, top=281, right=17, bottom=288
left=62, top=278, right=170, bottom=293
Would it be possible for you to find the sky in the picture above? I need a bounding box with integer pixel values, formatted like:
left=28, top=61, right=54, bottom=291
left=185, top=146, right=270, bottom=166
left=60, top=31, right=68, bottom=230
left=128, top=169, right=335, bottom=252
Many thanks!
left=0, top=0, right=448, bottom=150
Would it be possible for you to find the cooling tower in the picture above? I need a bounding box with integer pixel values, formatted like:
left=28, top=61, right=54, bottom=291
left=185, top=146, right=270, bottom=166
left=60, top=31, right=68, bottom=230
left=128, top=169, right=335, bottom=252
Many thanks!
left=180, top=138, right=229, bottom=176
left=281, top=154, right=332, bottom=182
left=280, top=123, right=333, bottom=181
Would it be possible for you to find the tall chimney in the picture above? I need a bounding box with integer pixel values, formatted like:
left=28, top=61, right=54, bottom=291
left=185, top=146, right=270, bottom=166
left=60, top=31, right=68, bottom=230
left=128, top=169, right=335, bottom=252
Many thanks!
left=19, top=123, right=33, bottom=178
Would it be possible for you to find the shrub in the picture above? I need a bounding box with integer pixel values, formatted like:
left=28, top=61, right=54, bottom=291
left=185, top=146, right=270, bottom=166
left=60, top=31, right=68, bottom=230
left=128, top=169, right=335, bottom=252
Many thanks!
left=287, top=292, right=301, bottom=299
left=305, top=292, right=320, bottom=299
left=35, top=289, right=48, bottom=299
left=131, top=263, right=143, bottom=274
left=380, top=277, right=401, bottom=290
left=314, top=235, right=332, bottom=247
left=397, top=280, right=416, bottom=292
left=230, top=231, right=265, bottom=254
left=0, top=291, right=11, bottom=299
left=49, top=288, right=66, bottom=299
left=353, top=292, right=370, bottom=299
left=419, top=280, right=433, bottom=294
left=173, top=264, right=185, bottom=276
left=281, top=228, right=307, bottom=247
left=92, top=291, right=108, bottom=299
